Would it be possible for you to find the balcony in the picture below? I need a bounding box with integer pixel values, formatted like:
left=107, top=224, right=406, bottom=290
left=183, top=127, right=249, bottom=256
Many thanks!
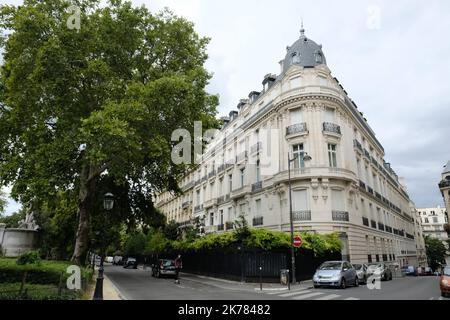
left=225, top=221, right=234, bottom=230
left=217, top=224, right=224, bottom=231
left=225, top=194, right=231, bottom=202
left=332, top=211, right=349, bottom=222
left=322, top=122, right=341, bottom=135
left=236, top=151, right=248, bottom=164
left=253, top=216, right=264, bottom=226
left=201, top=175, right=207, bottom=183
left=378, top=223, right=385, bottom=231
left=362, top=217, right=369, bottom=227
left=231, top=185, right=251, bottom=200
left=363, top=149, right=371, bottom=159
left=218, top=164, right=225, bottom=173
left=293, top=210, right=311, bottom=221
left=204, top=198, right=218, bottom=209
left=252, top=181, right=262, bottom=192
left=250, top=142, right=262, bottom=154
left=182, top=201, right=192, bottom=209
left=194, top=204, right=203, bottom=213
left=182, top=181, right=195, bottom=191
left=217, top=196, right=225, bottom=205
left=353, top=139, right=363, bottom=153
left=406, top=233, right=415, bottom=240
left=286, top=123, right=308, bottom=136
left=371, top=220, right=377, bottom=229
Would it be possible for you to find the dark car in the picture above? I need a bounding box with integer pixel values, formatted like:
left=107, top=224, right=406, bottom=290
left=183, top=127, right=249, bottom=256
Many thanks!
left=401, top=265, right=418, bottom=276
left=123, top=257, right=138, bottom=269
left=151, top=259, right=177, bottom=278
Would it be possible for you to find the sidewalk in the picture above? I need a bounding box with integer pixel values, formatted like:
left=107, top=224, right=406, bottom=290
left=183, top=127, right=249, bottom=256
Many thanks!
left=87, top=267, right=124, bottom=300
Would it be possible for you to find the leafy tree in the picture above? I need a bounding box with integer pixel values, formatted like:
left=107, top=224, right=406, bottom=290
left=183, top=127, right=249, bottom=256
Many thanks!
left=425, top=236, right=448, bottom=271
left=233, top=215, right=251, bottom=242
left=0, top=190, right=6, bottom=214
left=124, top=232, right=146, bottom=257
left=0, top=0, right=218, bottom=264
left=0, top=207, right=26, bottom=228
left=164, top=220, right=180, bottom=241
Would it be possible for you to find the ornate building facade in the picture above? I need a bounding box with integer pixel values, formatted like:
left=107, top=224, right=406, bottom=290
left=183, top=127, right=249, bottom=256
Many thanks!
left=155, top=27, right=421, bottom=265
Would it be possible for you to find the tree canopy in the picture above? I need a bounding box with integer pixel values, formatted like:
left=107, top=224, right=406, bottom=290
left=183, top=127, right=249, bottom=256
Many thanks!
left=0, top=0, right=219, bottom=264
left=425, top=236, right=448, bottom=271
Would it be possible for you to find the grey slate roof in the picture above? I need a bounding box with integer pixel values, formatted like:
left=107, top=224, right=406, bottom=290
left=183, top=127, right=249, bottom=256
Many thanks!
left=443, top=161, right=450, bottom=174
left=281, top=29, right=327, bottom=75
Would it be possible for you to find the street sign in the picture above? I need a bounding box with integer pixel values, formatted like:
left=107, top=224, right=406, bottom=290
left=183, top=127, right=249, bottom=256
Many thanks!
left=293, top=235, right=302, bottom=248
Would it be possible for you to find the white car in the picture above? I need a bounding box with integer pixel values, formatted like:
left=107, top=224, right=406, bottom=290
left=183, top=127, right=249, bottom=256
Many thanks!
left=105, top=256, right=114, bottom=263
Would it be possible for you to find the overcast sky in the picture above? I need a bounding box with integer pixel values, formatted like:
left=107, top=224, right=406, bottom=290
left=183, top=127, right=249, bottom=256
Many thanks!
left=1, top=0, right=450, bottom=214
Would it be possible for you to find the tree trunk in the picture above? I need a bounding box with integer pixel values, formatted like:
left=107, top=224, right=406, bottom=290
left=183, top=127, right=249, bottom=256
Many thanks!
left=71, top=163, right=97, bottom=265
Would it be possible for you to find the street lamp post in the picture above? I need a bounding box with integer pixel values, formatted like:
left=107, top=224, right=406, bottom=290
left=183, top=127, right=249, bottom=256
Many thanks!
left=93, top=193, right=115, bottom=300
left=288, top=152, right=312, bottom=284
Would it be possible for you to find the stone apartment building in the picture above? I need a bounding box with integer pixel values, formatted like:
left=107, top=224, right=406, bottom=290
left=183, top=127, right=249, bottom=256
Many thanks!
left=155, top=26, right=421, bottom=265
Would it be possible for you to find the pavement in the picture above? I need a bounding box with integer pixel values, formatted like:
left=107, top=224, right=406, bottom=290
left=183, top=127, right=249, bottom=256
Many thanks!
left=88, top=265, right=124, bottom=300
left=104, top=264, right=450, bottom=300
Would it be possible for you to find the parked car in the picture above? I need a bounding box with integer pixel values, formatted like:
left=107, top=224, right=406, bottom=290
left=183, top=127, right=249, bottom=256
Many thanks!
left=353, top=263, right=368, bottom=284
left=123, top=257, right=138, bottom=269
left=401, top=265, right=418, bottom=276
left=151, top=259, right=177, bottom=278
left=367, top=263, right=393, bottom=281
left=424, top=267, right=434, bottom=276
left=313, top=261, right=359, bottom=289
left=105, top=256, right=114, bottom=264
left=440, top=266, right=450, bottom=297
left=113, top=255, right=123, bottom=265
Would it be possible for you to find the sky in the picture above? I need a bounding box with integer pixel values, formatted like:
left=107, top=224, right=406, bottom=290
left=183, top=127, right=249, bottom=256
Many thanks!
left=1, top=0, right=450, bottom=214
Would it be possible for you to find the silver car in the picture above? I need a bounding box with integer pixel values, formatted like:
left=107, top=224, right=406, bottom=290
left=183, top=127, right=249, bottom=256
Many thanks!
left=352, top=263, right=368, bottom=284
left=313, top=261, right=359, bottom=289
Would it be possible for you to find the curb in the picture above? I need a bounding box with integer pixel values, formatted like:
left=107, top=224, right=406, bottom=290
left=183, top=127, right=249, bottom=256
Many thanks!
left=104, top=275, right=127, bottom=300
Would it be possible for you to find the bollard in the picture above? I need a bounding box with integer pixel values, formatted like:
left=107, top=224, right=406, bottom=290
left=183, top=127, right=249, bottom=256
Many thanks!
left=259, top=266, right=262, bottom=291
left=287, top=270, right=290, bottom=291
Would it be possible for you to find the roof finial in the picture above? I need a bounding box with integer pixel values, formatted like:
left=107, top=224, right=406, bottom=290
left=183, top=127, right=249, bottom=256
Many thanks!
left=300, top=18, right=305, bottom=37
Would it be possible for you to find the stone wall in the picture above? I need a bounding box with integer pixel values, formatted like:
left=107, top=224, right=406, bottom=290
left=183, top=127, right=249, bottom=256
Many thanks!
left=0, top=224, right=38, bottom=257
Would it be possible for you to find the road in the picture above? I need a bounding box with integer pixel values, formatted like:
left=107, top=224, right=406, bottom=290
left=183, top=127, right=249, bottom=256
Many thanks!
left=104, top=265, right=448, bottom=300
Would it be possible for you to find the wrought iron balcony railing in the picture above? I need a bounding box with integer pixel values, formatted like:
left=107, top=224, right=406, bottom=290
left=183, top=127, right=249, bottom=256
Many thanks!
left=182, top=201, right=192, bottom=209
left=252, top=216, right=264, bottom=226
left=293, top=210, right=311, bottom=221
left=225, top=221, right=234, bottom=230
left=286, top=123, right=308, bottom=136
left=364, top=149, right=371, bottom=159
left=208, top=170, right=216, bottom=179
left=194, top=204, right=203, bottom=212
left=385, top=225, right=393, bottom=233
left=359, top=180, right=366, bottom=190
left=252, top=181, right=262, bottom=192
left=332, top=211, right=349, bottom=222
left=367, top=186, right=374, bottom=195
left=323, top=122, right=341, bottom=135
left=217, top=196, right=225, bottom=205
left=375, top=192, right=382, bottom=201
left=218, top=164, right=225, bottom=173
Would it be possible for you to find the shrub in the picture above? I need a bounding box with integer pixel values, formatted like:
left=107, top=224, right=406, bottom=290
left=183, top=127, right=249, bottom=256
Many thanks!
left=0, top=283, right=80, bottom=300
left=16, top=251, right=41, bottom=265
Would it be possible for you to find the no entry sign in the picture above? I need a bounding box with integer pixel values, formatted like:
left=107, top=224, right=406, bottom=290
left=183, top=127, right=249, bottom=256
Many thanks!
left=293, top=235, right=302, bottom=248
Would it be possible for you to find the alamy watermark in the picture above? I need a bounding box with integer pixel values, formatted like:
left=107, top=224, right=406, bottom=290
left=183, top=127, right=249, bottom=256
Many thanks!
left=66, top=5, right=81, bottom=32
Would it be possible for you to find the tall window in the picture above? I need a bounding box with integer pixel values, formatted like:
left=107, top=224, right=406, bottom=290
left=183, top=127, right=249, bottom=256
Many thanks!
left=331, top=189, right=344, bottom=211
left=219, top=178, right=223, bottom=196
left=210, top=212, right=214, bottom=226
left=196, top=190, right=200, bottom=204
left=293, top=190, right=308, bottom=212
left=256, top=160, right=261, bottom=182
left=292, top=144, right=305, bottom=168
left=228, top=207, right=233, bottom=221
left=239, top=203, right=246, bottom=216
left=219, top=210, right=224, bottom=225
left=290, top=108, right=303, bottom=125
left=324, top=108, right=335, bottom=122
left=360, top=199, right=367, bottom=218
left=328, top=143, right=337, bottom=168
left=255, top=199, right=262, bottom=215
left=240, top=168, right=245, bottom=187
left=228, top=174, right=233, bottom=193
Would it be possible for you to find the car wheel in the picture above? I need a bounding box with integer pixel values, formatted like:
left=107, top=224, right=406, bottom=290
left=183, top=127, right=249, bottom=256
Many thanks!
left=156, top=270, right=160, bottom=278
left=363, top=276, right=367, bottom=284
left=340, top=278, right=346, bottom=289
left=313, top=284, right=319, bottom=289
left=354, top=276, right=359, bottom=287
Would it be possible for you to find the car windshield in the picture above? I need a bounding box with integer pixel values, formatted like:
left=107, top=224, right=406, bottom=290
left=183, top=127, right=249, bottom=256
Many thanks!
left=368, top=264, right=382, bottom=269
left=353, top=264, right=362, bottom=270
left=162, top=260, right=174, bottom=267
left=319, top=262, right=342, bottom=270
left=444, top=267, right=450, bottom=276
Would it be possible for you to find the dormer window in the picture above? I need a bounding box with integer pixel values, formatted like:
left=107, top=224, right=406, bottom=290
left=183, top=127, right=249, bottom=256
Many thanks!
left=292, top=52, right=300, bottom=64
left=315, top=51, right=323, bottom=63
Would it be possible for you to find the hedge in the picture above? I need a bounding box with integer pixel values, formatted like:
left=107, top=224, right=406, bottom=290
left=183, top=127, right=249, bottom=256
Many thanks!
left=0, top=283, right=80, bottom=300
left=0, top=258, right=93, bottom=286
